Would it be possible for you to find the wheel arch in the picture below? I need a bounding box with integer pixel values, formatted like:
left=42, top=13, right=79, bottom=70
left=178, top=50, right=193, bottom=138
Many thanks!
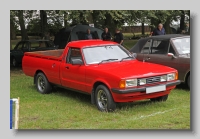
left=184, top=70, right=190, bottom=84
left=34, top=70, right=46, bottom=84
left=91, top=81, right=112, bottom=105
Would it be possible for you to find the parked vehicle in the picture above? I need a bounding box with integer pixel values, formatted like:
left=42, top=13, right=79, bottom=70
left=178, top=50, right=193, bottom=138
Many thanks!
left=10, top=40, right=56, bottom=67
left=22, top=40, right=180, bottom=112
left=130, top=34, right=190, bottom=89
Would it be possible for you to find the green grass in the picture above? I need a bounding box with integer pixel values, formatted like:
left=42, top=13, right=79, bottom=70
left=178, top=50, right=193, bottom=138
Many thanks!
left=10, top=68, right=190, bottom=129
left=123, top=40, right=138, bottom=50
left=123, top=32, right=150, bottom=39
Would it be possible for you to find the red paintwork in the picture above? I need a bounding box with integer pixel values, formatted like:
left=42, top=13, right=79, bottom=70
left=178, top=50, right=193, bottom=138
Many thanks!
left=22, top=40, right=179, bottom=103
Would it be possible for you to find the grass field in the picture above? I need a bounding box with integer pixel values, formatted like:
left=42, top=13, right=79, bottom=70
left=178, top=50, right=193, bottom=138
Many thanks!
left=10, top=37, right=190, bottom=129
left=10, top=68, right=190, bottom=129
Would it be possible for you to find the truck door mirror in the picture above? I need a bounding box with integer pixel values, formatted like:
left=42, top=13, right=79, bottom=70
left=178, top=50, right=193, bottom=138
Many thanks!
left=71, top=57, right=83, bottom=65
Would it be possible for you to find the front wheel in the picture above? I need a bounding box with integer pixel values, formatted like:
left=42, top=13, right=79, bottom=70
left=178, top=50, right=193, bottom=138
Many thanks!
left=95, top=85, right=116, bottom=112
left=150, top=94, right=168, bottom=102
left=36, top=72, right=52, bottom=94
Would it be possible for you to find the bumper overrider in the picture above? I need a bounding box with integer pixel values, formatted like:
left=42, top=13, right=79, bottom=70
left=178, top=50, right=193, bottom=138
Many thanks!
left=111, top=80, right=181, bottom=94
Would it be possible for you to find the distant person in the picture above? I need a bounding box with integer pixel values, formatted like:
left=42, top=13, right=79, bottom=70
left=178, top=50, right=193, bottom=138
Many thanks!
left=85, top=29, right=93, bottom=40
left=152, top=23, right=166, bottom=36
left=101, top=27, right=111, bottom=41
left=113, top=28, right=124, bottom=45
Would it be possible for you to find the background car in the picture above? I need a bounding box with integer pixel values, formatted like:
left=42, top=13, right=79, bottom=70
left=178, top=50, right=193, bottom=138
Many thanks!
left=130, top=34, right=190, bottom=89
left=10, top=40, right=56, bottom=67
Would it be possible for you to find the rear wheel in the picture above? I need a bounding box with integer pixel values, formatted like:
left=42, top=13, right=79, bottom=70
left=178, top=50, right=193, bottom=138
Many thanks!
left=95, top=85, right=116, bottom=112
left=150, top=94, right=168, bottom=102
left=36, top=72, right=52, bottom=94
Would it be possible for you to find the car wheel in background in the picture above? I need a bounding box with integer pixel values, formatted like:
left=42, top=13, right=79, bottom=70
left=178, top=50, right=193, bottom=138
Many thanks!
left=187, top=75, right=190, bottom=89
left=95, top=85, right=116, bottom=112
left=36, top=72, right=52, bottom=94
left=150, top=94, right=168, bottom=102
left=12, top=57, right=18, bottom=67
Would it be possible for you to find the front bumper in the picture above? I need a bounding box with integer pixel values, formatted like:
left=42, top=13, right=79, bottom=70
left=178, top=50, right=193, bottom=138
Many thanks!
left=111, top=80, right=181, bottom=94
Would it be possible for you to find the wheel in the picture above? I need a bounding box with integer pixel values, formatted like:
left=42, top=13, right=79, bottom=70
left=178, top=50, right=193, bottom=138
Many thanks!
left=12, top=57, right=18, bottom=67
left=187, top=75, right=190, bottom=89
left=95, top=85, right=116, bottom=112
left=150, top=94, right=168, bottom=102
left=36, top=72, right=52, bottom=94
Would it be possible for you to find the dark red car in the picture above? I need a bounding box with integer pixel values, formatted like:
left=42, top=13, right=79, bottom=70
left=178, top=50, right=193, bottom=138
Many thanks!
left=130, top=34, right=190, bottom=89
left=22, top=40, right=180, bottom=112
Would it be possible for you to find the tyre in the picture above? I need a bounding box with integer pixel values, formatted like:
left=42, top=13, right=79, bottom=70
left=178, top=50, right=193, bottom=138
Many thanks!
left=150, top=94, right=168, bottom=102
left=36, top=72, right=52, bottom=94
left=95, top=85, right=116, bottom=112
left=12, top=57, right=18, bottom=67
left=187, top=75, right=190, bottom=89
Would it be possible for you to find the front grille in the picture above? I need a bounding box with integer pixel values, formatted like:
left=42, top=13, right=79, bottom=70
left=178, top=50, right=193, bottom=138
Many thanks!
left=138, top=76, right=162, bottom=86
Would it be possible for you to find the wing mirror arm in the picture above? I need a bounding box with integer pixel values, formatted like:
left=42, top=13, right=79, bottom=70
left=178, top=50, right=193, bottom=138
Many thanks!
left=167, top=53, right=177, bottom=59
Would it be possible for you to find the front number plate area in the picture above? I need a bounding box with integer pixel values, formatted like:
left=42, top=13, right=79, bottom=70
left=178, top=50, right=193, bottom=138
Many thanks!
left=146, top=85, right=166, bottom=94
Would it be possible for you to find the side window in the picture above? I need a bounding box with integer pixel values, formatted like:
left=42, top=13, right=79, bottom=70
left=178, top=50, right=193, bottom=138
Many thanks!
left=66, top=48, right=82, bottom=64
left=150, top=40, right=169, bottom=54
left=15, top=42, right=24, bottom=50
left=141, top=39, right=152, bottom=54
left=22, top=42, right=29, bottom=51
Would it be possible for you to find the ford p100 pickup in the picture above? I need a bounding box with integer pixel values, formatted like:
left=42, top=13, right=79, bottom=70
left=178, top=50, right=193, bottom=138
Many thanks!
left=22, top=40, right=180, bottom=112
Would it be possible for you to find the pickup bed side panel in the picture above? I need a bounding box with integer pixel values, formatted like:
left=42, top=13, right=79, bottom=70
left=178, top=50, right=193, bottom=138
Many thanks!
left=22, top=55, right=61, bottom=85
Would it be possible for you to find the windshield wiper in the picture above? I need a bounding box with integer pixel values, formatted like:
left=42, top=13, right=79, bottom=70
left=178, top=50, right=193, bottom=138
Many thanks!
left=120, top=57, right=133, bottom=62
left=98, top=59, right=118, bottom=64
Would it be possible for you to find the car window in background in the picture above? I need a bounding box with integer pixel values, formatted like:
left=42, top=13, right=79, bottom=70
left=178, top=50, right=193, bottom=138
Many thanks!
left=150, top=40, right=169, bottom=54
left=83, top=45, right=133, bottom=64
left=141, top=39, right=152, bottom=54
left=30, top=41, right=47, bottom=50
left=172, top=37, right=190, bottom=54
left=15, top=42, right=24, bottom=50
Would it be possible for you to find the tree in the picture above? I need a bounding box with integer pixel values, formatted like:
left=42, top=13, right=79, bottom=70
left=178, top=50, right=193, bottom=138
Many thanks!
left=10, top=11, right=17, bottom=40
left=17, top=10, right=29, bottom=40
left=40, top=10, right=48, bottom=38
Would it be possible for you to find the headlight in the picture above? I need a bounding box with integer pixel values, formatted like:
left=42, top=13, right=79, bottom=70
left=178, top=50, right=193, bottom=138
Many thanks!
left=138, top=78, right=146, bottom=85
left=167, top=73, right=176, bottom=81
left=160, top=75, right=167, bottom=82
left=126, top=79, right=137, bottom=87
left=119, top=79, right=137, bottom=88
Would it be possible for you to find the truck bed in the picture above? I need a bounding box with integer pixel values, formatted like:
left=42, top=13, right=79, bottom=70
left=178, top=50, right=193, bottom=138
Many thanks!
left=24, top=49, right=64, bottom=61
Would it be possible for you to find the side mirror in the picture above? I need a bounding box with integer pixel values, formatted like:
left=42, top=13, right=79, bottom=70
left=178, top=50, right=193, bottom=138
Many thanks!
left=167, top=53, right=177, bottom=59
left=71, top=58, right=83, bottom=65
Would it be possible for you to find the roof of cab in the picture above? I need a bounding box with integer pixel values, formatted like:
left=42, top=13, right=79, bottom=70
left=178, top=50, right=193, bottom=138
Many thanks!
left=66, top=39, right=118, bottom=48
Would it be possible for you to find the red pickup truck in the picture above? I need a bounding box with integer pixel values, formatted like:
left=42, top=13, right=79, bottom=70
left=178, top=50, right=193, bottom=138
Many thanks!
left=22, top=40, right=180, bottom=112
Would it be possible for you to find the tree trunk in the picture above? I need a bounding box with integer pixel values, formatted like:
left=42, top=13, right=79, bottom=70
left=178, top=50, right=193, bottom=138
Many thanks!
left=17, top=10, right=29, bottom=40
left=104, top=14, right=116, bottom=34
left=142, top=23, right=145, bottom=35
left=64, top=12, right=68, bottom=27
left=180, top=10, right=185, bottom=32
left=188, top=10, right=190, bottom=35
left=10, top=20, right=16, bottom=40
left=163, top=18, right=172, bottom=34
left=40, top=10, right=48, bottom=39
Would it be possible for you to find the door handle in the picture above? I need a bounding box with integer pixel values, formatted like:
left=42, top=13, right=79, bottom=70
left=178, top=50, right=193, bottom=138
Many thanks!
left=52, top=63, right=56, bottom=68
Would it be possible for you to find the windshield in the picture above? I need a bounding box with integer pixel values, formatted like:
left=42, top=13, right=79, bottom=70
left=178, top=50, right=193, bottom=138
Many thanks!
left=82, top=45, right=134, bottom=64
left=171, top=37, right=190, bottom=54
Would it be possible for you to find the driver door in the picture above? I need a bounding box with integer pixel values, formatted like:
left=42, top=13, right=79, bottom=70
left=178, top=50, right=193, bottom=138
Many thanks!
left=60, top=47, right=86, bottom=92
